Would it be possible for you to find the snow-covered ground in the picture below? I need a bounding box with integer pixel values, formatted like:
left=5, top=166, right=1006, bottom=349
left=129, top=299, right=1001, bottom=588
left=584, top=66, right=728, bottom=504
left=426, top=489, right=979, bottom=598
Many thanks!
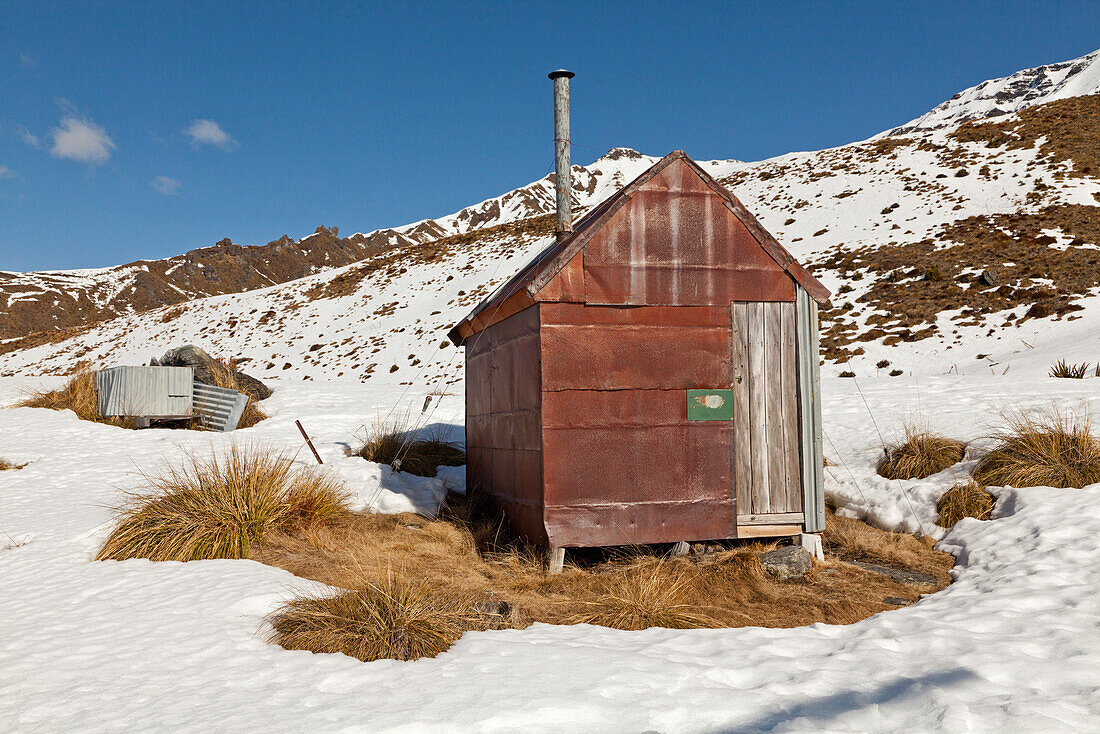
left=2, top=374, right=1099, bottom=732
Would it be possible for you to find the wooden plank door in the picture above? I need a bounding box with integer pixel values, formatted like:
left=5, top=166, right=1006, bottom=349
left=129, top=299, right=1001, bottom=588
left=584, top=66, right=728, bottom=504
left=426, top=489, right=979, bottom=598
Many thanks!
left=731, top=301, right=803, bottom=526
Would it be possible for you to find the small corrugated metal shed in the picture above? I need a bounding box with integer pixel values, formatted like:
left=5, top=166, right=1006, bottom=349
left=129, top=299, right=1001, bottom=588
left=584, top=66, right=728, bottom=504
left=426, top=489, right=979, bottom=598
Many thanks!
left=95, top=366, right=194, bottom=419
left=448, top=151, right=831, bottom=549
left=94, top=366, right=250, bottom=432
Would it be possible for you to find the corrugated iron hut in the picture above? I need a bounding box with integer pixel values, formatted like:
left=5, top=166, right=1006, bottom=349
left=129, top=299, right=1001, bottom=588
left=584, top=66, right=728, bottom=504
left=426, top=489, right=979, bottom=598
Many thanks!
left=448, top=148, right=832, bottom=554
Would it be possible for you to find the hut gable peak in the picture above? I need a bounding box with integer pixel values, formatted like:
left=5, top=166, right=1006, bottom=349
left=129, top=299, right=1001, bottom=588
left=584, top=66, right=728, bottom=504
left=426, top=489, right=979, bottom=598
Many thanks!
left=449, top=150, right=829, bottom=345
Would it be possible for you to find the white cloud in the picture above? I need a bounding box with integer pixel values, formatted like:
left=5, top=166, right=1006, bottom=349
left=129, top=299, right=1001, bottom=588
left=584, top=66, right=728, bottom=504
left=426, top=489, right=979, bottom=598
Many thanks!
left=184, top=119, right=236, bottom=149
left=0, top=166, right=13, bottom=179
left=17, top=125, right=40, bottom=148
left=50, top=116, right=115, bottom=164
left=19, top=52, right=37, bottom=69
left=151, top=175, right=181, bottom=195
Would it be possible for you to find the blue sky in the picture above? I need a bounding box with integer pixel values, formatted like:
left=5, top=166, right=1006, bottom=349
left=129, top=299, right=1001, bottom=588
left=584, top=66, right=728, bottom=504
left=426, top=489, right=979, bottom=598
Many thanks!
left=1, top=1, right=1098, bottom=272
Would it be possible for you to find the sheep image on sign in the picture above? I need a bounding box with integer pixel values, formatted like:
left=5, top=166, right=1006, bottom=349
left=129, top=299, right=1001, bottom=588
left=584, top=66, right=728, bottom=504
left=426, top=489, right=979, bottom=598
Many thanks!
left=686, top=389, right=735, bottom=420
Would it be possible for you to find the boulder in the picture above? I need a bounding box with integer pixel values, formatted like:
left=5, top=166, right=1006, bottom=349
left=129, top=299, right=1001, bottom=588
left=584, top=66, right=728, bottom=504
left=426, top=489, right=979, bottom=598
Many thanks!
left=760, top=546, right=813, bottom=581
left=152, top=344, right=271, bottom=400
left=232, top=371, right=272, bottom=401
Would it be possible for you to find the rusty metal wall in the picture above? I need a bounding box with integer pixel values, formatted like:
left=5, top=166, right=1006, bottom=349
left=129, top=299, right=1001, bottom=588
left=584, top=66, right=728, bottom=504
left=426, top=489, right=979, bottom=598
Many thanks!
left=540, top=302, right=730, bottom=390
left=581, top=158, right=795, bottom=306
left=539, top=303, right=734, bottom=547
left=459, top=154, right=826, bottom=549
left=464, top=304, right=547, bottom=543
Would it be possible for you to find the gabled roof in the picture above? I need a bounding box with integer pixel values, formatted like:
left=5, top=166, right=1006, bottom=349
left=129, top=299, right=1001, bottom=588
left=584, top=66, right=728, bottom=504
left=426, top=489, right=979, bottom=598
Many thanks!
left=448, top=150, right=831, bottom=345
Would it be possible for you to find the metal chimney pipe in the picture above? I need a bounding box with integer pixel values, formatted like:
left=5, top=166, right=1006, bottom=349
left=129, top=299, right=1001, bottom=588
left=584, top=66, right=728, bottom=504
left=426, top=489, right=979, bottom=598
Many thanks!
left=549, top=69, right=575, bottom=240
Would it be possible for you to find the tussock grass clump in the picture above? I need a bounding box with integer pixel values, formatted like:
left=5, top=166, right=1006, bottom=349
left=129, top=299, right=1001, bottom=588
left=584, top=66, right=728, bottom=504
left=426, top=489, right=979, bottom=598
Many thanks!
left=96, top=445, right=351, bottom=562
left=17, top=372, right=122, bottom=425
left=357, top=420, right=465, bottom=477
left=972, top=412, right=1100, bottom=489
left=877, top=426, right=966, bottom=480
left=250, top=492, right=956, bottom=660
left=568, top=560, right=721, bottom=630
left=1049, top=359, right=1090, bottom=379
left=936, top=481, right=995, bottom=527
left=269, top=572, right=486, bottom=662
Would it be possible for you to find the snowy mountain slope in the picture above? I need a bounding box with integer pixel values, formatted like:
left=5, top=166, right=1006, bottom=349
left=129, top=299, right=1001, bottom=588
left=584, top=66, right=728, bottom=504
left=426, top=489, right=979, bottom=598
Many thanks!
left=2, top=48, right=1094, bottom=346
left=3, top=95, right=1098, bottom=382
left=885, top=48, right=1100, bottom=135
left=1, top=52, right=1099, bottom=382
left=0, top=150, right=654, bottom=341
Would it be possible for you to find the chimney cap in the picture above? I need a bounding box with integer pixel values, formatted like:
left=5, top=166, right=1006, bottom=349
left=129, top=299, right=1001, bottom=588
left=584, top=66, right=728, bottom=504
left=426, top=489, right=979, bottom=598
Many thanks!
left=548, top=69, right=575, bottom=80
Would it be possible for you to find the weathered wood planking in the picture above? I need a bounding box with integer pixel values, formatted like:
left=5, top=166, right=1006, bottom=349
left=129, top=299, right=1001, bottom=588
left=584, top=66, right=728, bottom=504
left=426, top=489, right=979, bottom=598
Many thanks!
left=780, top=302, right=801, bottom=512
left=731, top=303, right=752, bottom=517
left=747, top=302, right=769, bottom=515
left=764, top=301, right=787, bottom=511
left=736, top=523, right=804, bottom=539
left=737, top=512, right=805, bottom=525
left=731, top=301, right=803, bottom=519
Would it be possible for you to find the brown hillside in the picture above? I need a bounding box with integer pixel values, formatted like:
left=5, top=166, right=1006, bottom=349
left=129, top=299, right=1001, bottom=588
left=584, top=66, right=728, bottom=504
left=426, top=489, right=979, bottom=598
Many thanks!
left=0, top=226, right=409, bottom=341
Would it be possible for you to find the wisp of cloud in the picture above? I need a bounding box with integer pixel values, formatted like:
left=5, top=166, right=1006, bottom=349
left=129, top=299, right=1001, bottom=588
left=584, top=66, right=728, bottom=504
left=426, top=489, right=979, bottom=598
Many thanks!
left=151, top=176, right=181, bottom=195
left=185, top=119, right=236, bottom=149
left=50, top=116, right=115, bottom=165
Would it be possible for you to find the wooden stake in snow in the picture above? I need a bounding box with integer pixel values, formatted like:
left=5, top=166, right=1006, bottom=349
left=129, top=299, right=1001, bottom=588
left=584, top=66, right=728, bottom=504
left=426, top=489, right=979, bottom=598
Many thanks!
left=296, top=420, right=323, bottom=465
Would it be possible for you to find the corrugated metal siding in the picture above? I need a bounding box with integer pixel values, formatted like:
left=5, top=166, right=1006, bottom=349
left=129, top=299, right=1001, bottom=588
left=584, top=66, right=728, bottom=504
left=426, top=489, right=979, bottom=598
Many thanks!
left=449, top=151, right=831, bottom=346
left=581, top=158, right=795, bottom=307
left=540, top=303, right=734, bottom=547
left=797, top=286, right=826, bottom=532
left=536, top=254, right=585, bottom=303
left=453, top=152, right=833, bottom=549
left=465, top=305, right=545, bottom=543
left=192, top=381, right=249, bottom=432
left=542, top=388, right=733, bottom=547
left=95, top=366, right=193, bottom=418
left=540, top=303, right=731, bottom=390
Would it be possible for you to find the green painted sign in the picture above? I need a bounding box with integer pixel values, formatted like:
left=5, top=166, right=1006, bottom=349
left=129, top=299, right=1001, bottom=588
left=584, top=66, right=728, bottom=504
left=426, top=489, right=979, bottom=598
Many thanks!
left=686, top=389, right=735, bottom=421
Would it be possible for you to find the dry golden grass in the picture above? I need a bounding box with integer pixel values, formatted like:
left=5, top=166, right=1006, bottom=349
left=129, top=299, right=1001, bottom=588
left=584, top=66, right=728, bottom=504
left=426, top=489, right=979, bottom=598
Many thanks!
left=16, top=372, right=130, bottom=426
left=936, top=481, right=995, bottom=527
left=972, top=412, right=1100, bottom=489
left=567, top=560, right=722, bottom=630
left=877, top=426, right=966, bottom=480
left=97, top=444, right=351, bottom=562
left=253, top=492, right=955, bottom=661
left=1049, top=359, right=1090, bottom=379
left=953, top=94, right=1100, bottom=179
left=269, top=571, right=488, bottom=662
left=356, top=420, right=465, bottom=477
left=0, top=458, right=22, bottom=471
left=824, top=509, right=944, bottom=577
left=205, top=358, right=268, bottom=428
left=814, top=200, right=1100, bottom=360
